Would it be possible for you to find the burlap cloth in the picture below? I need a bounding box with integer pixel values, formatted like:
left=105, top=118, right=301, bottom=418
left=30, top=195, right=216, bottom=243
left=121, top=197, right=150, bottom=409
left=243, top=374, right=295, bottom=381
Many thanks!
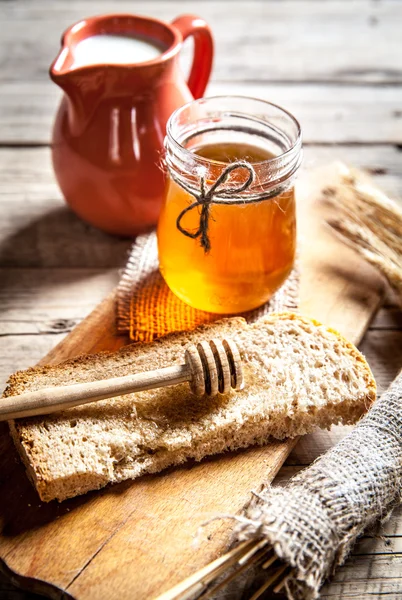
left=116, top=231, right=299, bottom=341
left=233, top=371, right=402, bottom=600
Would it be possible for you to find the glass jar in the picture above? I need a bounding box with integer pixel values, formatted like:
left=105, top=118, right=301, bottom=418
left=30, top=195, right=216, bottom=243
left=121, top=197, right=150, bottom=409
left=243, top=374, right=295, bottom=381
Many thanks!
left=157, top=96, right=302, bottom=314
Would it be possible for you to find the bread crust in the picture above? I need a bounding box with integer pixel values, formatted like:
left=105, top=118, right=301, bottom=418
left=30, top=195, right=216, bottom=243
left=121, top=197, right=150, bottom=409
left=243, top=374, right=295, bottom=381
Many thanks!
left=3, top=313, right=376, bottom=502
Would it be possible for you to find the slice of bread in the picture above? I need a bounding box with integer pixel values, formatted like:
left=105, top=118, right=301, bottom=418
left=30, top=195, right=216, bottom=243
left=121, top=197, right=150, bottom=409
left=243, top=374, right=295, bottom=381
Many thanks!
left=3, top=313, right=376, bottom=503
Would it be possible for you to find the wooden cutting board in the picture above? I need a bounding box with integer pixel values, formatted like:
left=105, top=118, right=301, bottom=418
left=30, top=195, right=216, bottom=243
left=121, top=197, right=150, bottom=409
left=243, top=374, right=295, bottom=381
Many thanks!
left=0, top=165, right=384, bottom=600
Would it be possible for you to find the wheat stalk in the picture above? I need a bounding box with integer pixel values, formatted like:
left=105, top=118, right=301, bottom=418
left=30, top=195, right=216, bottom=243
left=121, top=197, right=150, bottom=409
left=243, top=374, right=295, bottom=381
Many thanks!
left=154, top=538, right=291, bottom=600
left=324, top=164, right=402, bottom=306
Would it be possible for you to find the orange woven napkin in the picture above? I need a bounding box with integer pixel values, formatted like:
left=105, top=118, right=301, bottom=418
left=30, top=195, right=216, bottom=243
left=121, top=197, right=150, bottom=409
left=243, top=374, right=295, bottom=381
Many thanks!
left=116, top=232, right=299, bottom=342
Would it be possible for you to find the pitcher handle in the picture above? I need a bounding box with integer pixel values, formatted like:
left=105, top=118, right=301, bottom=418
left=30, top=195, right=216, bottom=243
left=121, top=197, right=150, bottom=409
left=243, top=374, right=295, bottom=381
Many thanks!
left=171, top=15, right=214, bottom=99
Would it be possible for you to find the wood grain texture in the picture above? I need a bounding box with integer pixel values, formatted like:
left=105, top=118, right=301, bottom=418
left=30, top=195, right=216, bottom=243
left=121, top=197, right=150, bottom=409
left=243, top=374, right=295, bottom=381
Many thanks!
left=0, top=165, right=385, bottom=599
left=0, top=300, right=297, bottom=599
left=0, top=146, right=400, bottom=270
left=2, top=82, right=402, bottom=145
left=1, top=0, right=401, bottom=85
left=0, top=146, right=131, bottom=268
left=0, top=269, right=119, bottom=331
left=1, top=0, right=401, bottom=597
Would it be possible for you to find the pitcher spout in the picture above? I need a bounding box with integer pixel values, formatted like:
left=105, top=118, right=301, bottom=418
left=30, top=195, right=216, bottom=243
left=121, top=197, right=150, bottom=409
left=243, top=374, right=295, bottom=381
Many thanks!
left=50, top=45, right=106, bottom=136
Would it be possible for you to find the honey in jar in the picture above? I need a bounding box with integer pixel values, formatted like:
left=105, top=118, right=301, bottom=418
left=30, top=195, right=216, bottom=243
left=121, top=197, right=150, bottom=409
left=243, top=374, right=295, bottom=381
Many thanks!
left=158, top=96, right=302, bottom=314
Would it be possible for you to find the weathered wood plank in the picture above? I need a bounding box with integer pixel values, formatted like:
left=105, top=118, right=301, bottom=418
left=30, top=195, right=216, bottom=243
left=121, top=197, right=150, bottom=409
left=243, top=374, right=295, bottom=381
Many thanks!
left=0, top=145, right=400, bottom=269
left=1, top=1, right=401, bottom=598
left=0, top=207, right=131, bottom=267
left=1, top=268, right=398, bottom=340
left=1, top=145, right=400, bottom=201
left=0, top=164, right=385, bottom=600
left=1, top=82, right=402, bottom=145
left=0, top=278, right=396, bottom=337
left=354, top=535, right=402, bottom=555
left=0, top=312, right=399, bottom=584
left=0, top=268, right=119, bottom=335
left=359, top=330, right=402, bottom=394
left=0, top=146, right=132, bottom=268
left=0, top=292, right=297, bottom=599
left=369, top=307, right=402, bottom=330
left=0, top=334, right=66, bottom=392
left=1, top=1, right=402, bottom=84
left=321, top=575, right=402, bottom=600
left=0, top=269, right=118, bottom=390
left=0, top=265, right=398, bottom=397
left=320, top=555, right=402, bottom=598
left=214, top=83, right=402, bottom=145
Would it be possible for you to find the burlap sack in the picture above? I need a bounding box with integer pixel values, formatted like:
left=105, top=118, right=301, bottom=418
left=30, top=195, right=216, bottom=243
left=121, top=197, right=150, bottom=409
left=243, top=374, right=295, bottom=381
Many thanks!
left=234, top=371, right=402, bottom=600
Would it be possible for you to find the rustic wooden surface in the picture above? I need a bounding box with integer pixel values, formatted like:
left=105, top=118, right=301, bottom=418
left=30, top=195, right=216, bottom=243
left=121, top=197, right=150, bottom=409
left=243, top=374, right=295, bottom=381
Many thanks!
left=0, top=163, right=384, bottom=600
left=0, top=291, right=298, bottom=600
left=0, top=0, right=401, bottom=598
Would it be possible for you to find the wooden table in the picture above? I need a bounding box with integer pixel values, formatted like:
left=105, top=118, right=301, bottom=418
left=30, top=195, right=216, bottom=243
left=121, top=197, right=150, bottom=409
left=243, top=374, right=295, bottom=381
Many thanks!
left=1, top=1, right=401, bottom=598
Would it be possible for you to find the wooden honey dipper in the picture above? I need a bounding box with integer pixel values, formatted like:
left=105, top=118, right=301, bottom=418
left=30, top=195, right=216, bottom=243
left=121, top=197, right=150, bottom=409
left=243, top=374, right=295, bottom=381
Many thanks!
left=0, top=338, right=244, bottom=421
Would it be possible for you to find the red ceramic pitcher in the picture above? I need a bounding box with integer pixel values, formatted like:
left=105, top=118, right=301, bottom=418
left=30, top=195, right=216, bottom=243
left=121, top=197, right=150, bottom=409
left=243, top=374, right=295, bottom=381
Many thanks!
left=50, top=14, right=213, bottom=236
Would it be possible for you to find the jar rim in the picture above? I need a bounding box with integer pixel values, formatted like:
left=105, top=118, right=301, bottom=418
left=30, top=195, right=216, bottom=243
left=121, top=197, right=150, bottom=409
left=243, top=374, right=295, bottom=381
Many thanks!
left=166, top=95, right=302, bottom=168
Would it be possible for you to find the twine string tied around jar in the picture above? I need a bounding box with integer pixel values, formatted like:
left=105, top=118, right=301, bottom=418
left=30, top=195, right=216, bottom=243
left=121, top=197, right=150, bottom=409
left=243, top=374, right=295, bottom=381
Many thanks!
left=175, top=161, right=256, bottom=253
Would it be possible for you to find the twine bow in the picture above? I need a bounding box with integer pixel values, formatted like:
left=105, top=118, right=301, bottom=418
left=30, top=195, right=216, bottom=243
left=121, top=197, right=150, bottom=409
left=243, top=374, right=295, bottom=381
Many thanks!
left=176, top=161, right=256, bottom=253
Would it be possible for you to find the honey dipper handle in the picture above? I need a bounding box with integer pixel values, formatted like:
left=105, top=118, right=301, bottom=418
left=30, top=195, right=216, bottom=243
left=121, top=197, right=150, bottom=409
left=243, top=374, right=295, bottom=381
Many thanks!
left=0, top=364, right=190, bottom=421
